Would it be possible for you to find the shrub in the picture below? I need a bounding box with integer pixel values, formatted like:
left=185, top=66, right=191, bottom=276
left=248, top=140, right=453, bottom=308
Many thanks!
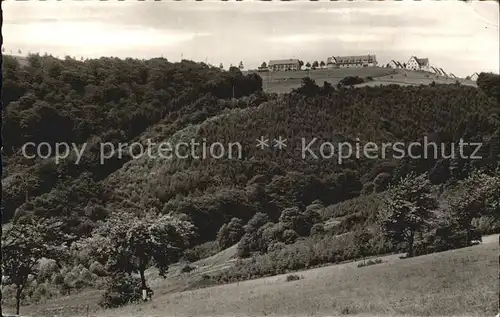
left=282, top=229, right=299, bottom=244
left=51, top=273, right=64, bottom=285
left=181, top=264, right=195, bottom=273
left=339, top=76, right=365, bottom=86
left=373, top=172, right=392, bottom=192
left=79, top=268, right=94, bottom=283
left=279, top=207, right=320, bottom=236
left=237, top=213, right=272, bottom=257
left=38, top=260, right=59, bottom=282
left=27, top=281, right=58, bottom=304
left=183, top=241, right=219, bottom=262
left=361, top=182, right=374, bottom=195
left=89, top=261, right=107, bottom=277
left=99, top=274, right=148, bottom=308
left=357, top=258, right=383, bottom=268
left=310, top=223, right=325, bottom=235
left=286, top=274, right=302, bottom=282
left=267, top=242, right=286, bottom=253
left=293, top=77, right=321, bottom=96
left=73, top=278, right=87, bottom=291
left=214, top=228, right=395, bottom=283
left=473, top=215, right=500, bottom=235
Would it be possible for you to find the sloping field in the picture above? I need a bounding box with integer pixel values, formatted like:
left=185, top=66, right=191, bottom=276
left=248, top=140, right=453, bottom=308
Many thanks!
left=358, top=70, right=477, bottom=88
left=256, top=67, right=396, bottom=93
left=145, top=244, right=239, bottom=289
left=250, top=67, right=397, bottom=81
left=98, top=235, right=498, bottom=317
left=255, top=68, right=476, bottom=93
left=16, top=245, right=240, bottom=317
left=15, top=236, right=498, bottom=317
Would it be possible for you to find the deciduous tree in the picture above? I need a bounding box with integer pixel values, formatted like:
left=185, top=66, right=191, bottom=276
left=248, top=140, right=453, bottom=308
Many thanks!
left=2, top=220, right=69, bottom=314
left=84, top=211, right=195, bottom=300
left=217, top=217, right=244, bottom=249
left=381, top=173, right=437, bottom=258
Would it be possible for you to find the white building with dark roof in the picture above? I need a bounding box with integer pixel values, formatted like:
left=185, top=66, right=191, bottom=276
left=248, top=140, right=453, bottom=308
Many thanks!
left=326, top=54, right=377, bottom=68
left=406, top=56, right=430, bottom=71
left=268, top=59, right=300, bottom=71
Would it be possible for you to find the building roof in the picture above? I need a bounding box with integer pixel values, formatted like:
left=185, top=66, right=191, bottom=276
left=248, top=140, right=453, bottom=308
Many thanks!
left=439, top=68, right=447, bottom=76
left=409, top=56, right=429, bottom=67
left=327, top=54, right=377, bottom=64
left=431, top=66, right=441, bottom=75
left=268, top=59, right=300, bottom=66
left=391, top=60, right=403, bottom=68
left=416, top=58, right=429, bottom=66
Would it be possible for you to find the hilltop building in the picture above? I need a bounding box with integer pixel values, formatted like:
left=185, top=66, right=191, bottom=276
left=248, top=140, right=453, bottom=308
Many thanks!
left=406, top=56, right=430, bottom=71
left=429, top=67, right=449, bottom=77
left=326, top=54, right=377, bottom=68
left=429, top=67, right=442, bottom=75
left=388, top=60, right=404, bottom=69
left=268, top=59, right=300, bottom=71
left=258, top=65, right=269, bottom=72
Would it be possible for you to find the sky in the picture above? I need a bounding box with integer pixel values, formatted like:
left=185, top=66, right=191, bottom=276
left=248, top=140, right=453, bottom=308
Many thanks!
left=3, top=0, right=499, bottom=77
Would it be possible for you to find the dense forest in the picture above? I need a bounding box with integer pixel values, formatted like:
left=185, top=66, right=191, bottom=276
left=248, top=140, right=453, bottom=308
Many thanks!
left=1, top=54, right=499, bottom=313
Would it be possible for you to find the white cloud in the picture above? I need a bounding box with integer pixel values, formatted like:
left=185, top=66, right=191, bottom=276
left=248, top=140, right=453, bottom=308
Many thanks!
left=5, top=22, right=211, bottom=49
left=266, top=33, right=383, bottom=44
left=2, top=0, right=498, bottom=76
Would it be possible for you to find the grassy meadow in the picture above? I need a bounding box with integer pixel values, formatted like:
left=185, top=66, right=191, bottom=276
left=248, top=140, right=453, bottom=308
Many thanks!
left=86, top=235, right=497, bottom=317
left=250, top=67, right=477, bottom=93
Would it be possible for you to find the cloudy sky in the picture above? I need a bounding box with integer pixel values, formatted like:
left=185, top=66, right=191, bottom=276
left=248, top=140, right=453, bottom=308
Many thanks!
left=3, top=0, right=499, bottom=77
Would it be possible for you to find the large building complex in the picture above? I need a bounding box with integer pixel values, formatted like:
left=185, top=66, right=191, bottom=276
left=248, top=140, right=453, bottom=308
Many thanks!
left=268, top=59, right=300, bottom=71
left=326, top=54, right=377, bottom=68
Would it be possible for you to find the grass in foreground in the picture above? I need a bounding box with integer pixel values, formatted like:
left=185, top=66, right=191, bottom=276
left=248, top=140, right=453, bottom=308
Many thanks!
left=98, top=239, right=497, bottom=317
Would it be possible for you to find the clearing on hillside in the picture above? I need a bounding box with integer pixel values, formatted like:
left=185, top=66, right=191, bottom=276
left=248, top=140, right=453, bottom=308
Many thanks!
left=97, top=235, right=498, bottom=317
left=252, top=67, right=477, bottom=93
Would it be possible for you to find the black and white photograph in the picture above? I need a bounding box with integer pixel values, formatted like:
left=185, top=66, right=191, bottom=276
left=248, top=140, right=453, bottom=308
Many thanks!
left=1, top=0, right=499, bottom=316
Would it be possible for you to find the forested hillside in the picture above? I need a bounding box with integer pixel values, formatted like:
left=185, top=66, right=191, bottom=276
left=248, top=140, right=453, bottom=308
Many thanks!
left=1, top=55, right=499, bottom=314
left=2, top=54, right=263, bottom=226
